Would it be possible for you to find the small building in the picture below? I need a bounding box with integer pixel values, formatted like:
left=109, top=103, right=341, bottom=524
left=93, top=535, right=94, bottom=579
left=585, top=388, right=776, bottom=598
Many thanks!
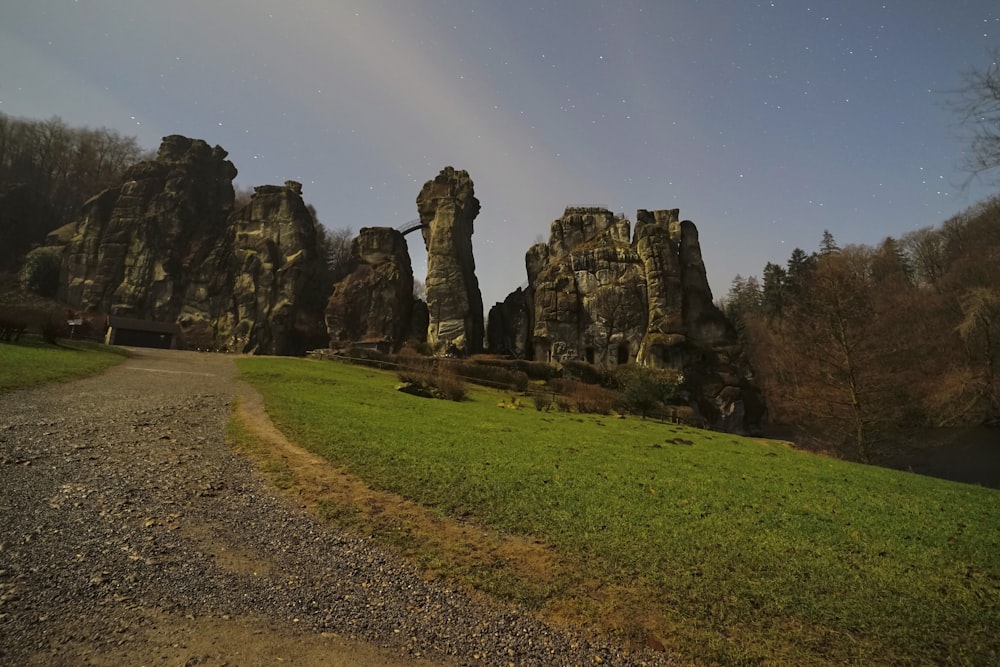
left=105, top=316, right=179, bottom=349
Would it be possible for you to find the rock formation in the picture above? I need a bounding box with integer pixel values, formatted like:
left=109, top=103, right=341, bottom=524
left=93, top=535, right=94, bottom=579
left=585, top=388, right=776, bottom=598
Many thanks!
left=61, top=135, right=237, bottom=318
left=417, top=167, right=484, bottom=354
left=489, top=206, right=763, bottom=433
left=208, top=180, right=327, bottom=355
left=486, top=287, right=532, bottom=358
left=54, top=136, right=326, bottom=354
left=325, top=226, right=420, bottom=350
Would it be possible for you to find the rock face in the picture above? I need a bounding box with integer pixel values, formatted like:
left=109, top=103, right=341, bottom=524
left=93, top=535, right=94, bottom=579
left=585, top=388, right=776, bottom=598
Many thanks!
left=62, top=136, right=237, bottom=319
left=489, top=206, right=763, bottom=433
left=211, top=180, right=327, bottom=355
left=56, top=136, right=326, bottom=354
left=417, top=167, right=484, bottom=354
left=325, top=226, right=419, bottom=349
left=486, top=287, right=532, bottom=358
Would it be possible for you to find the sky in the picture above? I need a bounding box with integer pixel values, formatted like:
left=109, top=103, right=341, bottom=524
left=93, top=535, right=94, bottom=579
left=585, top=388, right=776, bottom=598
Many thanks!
left=1, top=1, right=998, bottom=307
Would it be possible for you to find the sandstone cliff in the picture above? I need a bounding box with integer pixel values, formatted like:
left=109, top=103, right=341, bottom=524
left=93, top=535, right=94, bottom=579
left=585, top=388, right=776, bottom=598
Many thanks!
left=490, top=206, right=763, bottom=433
left=325, top=226, right=420, bottom=350
left=56, top=136, right=326, bottom=355
left=61, top=135, right=237, bottom=318
left=417, top=167, right=484, bottom=355
left=212, top=180, right=327, bottom=355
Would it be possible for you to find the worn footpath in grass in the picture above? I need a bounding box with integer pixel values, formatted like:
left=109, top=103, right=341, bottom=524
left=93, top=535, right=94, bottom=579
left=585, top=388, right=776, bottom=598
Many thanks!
left=237, top=356, right=1000, bottom=666
left=0, top=337, right=127, bottom=392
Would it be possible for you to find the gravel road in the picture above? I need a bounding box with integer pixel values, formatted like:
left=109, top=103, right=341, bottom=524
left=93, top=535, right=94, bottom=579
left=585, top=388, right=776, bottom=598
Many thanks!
left=0, top=348, right=674, bottom=667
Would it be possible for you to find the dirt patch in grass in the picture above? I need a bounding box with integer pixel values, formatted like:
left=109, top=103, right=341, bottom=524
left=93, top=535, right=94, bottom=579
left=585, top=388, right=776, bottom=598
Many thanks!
left=231, top=383, right=672, bottom=652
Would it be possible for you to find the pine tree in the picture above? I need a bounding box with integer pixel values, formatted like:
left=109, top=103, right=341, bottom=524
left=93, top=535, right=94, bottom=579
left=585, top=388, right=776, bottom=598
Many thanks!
left=761, top=262, right=786, bottom=320
left=819, top=229, right=840, bottom=255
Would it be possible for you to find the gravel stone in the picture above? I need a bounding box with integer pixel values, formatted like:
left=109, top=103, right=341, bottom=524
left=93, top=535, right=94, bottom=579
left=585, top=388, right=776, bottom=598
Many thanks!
left=0, top=348, right=676, bottom=666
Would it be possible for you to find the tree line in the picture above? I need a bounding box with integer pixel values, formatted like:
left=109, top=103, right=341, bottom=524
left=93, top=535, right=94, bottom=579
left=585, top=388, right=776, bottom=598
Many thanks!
left=723, top=196, right=1000, bottom=462
left=0, top=113, right=146, bottom=271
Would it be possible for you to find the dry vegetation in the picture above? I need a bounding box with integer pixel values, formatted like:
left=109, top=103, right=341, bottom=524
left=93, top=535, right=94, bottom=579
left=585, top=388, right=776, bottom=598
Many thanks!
left=724, top=196, right=1000, bottom=462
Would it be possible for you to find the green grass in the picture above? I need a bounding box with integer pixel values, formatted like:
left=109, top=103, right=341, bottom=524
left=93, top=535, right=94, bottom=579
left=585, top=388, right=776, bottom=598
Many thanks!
left=0, top=337, right=127, bottom=392
left=238, top=356, right=1000, bottom=666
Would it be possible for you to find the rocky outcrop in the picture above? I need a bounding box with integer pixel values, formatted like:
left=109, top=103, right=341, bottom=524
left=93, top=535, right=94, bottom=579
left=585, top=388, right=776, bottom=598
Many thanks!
left=56, top=136, right=326, bottom=355
left=62, top=136, right=237, bottom=318
left=489, top=206, right=763, bottom=433
left=417, top=167, right=484, bottom=355
left=486, top=287, right=531, bottom=358
left=210, top=180, right=327, bottom=355
left=527, top=208, right=646, bottom=365
left=325, top=226, right=419, bottom=350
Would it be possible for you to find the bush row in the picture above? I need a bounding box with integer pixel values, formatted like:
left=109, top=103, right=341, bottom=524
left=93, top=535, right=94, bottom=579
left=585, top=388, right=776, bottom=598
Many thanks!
left=330, top=346, right=687, bottom=421
left=0, top=306, right=81, bottom=343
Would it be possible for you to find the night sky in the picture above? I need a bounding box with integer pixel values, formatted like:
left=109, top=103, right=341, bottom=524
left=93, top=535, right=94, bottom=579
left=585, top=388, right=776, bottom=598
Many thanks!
left=2, top=1, right=998, bottom=306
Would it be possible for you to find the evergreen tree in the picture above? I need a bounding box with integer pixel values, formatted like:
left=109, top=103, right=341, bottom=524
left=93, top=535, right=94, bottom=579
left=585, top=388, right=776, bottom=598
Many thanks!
left=785, top=247, right=814, bottom=302
left=871, top=236, right=913, bottom=287
left=819, top=229, right=840, bottom=255
left=761, top=262, right=786, bottom=320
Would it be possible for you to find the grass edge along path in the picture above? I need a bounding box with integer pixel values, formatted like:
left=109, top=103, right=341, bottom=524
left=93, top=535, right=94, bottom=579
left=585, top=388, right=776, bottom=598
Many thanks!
left=0, top=337, right=127, bottom=393
left=236, top=356, right=1000, bottom=666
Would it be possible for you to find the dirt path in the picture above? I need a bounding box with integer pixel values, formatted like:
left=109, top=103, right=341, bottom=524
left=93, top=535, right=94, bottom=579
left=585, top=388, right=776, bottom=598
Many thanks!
left=0, top=348, right=672, bottom=667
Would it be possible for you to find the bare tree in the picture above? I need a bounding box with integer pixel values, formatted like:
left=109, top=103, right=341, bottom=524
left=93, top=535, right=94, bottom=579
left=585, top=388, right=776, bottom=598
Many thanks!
left=233, top=185, right=254, bottom=210
left=954, top=49, right=1000, bottom=184
left=901, top=226, right=947, bottom=289
left=321, top=226, right=354, bottom=283
left=761, top=248, right=920, bottom=462
left=957, top=286, right=1000, bottom=414
left=588, top=280, right=645, bottom=365
left=0, top=113, right=142, bottom=270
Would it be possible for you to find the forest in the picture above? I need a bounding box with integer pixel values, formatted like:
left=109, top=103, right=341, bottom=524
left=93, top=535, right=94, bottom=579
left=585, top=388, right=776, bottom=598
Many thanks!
left=0, top=113, right=145, bottom=272
left=723, top=201, right=1000, bottom=462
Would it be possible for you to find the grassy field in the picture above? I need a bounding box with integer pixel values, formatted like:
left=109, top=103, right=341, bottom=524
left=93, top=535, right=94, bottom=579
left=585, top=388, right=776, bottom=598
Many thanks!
left=0, top=337, right=127, bottom=393
left=237, top=356, right=1000, bottom=666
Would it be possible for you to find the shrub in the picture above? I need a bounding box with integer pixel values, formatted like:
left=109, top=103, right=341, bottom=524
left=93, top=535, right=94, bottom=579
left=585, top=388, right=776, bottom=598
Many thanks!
left=530, top=390, right=553, bottom=411
left=561, top=359, right=608, bottom=385
left=613, top=366, right=682, bottom=419
left=0, top=306, right=69, bottom=343
left=471, top=357, right=559, bottom=382
left=397, top=359, right=467, bottom=402
left=434, top=366, right=468, bottom=402
left=345, top=345, right=395, bottom=370
left=400, top=340, right=433, bottom=357
left=552, top=379, right=620, bottom=414
left=41, top=316, right=66, bottom=344
left=0, top=314, right=28, bottom=342
left=458, top=360, right=530, bottom=391
left=395, top=348, right=437, bottom=378
left=19, top=246, right=63, bottom=298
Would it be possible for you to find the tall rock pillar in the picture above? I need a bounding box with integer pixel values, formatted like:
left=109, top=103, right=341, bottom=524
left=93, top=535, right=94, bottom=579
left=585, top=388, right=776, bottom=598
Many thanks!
left=416, top=167, right=484, bottom=354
